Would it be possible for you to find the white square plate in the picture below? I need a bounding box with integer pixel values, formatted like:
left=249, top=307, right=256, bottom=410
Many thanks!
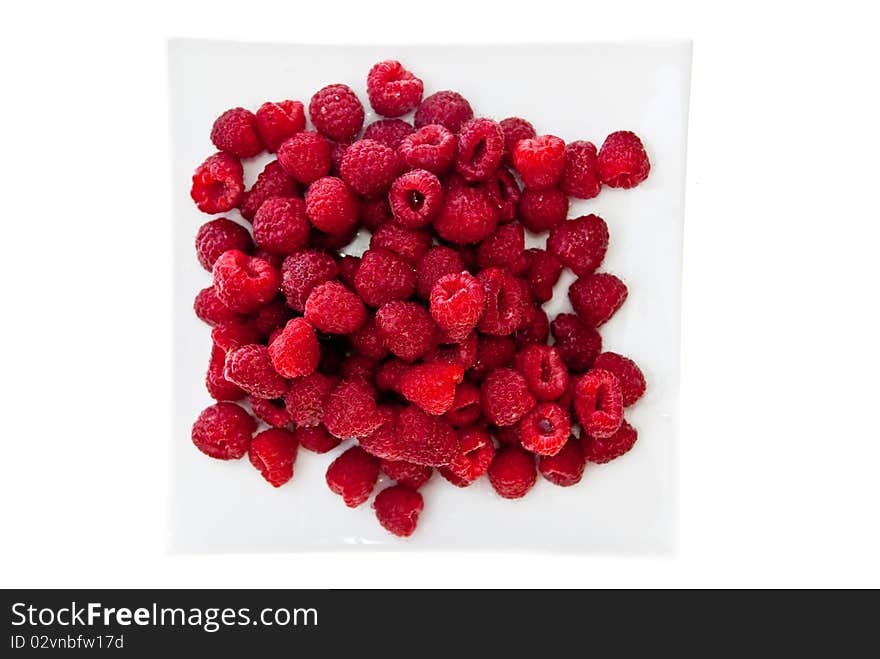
left=169, top=40, right=691, bottom=553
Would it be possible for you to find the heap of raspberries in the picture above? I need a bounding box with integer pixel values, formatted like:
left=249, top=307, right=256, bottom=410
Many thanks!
left=190, top=60, right=650, bottom=538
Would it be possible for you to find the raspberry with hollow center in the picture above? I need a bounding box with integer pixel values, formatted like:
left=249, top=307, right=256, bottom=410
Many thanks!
left=488, top=445, right=537, bottom=499
left=304, top=176, right=359, bottom=236
left=253, top=196, right=310, bottom=255
left=455, top=118, right=504, bottom=182
left=592, top=352, right=646, bottom=407
left=354, top=248, right=416, bottom=308
left=255, top=100, right=306, bottom=152
left=486, top=167, right=521, bottom=222
left=547, top=214, right=609, bottom=277
left=513, top=134, right=566, bottom=190
left=370, top=223, right=432, bottom=265
left=195, top=218, right=254, bottom=272
left=499, top=116, right=536, bottom=166
left=280, top=249, right=338, bottom=312
left=519, top=402, right=570, bottom=456
left=414, top=90, right=474, bottom=133
left=240, top=160, right=299, bottom=222
left=224, top=344, right=288, bottom=399
left=569, top=273, right=628, bottom=327
left=597, top=131, right=650, bottom=189
left=514, top=344, right=569, bottom=402
left=574, top=369, right=624, bottom=439
left=191, top=152, right=244, bottom=214
left=249, top=395, right=290, bottom=428
left=373, top=485, right=424, bottom=537
left=284, top=372, right=336, bottom=427
left=192, top=402, right=256, bottom=460
left=206, top=344, right=245, bottom=401
left=397, top=123, right=457, bottom=175
left=375, top=301, right=437, bottom=362
left=396, top=405, right=459, bottom=467
left=210, top=107, right=262, bottom=158
left=309, top=84, right=364, bottom=142
left=248, top=428, right=298, bottom=487
left=277, top=131, right=332, bottom=185
left=400, top=362, right=465, bottom=415
left=550, top=313, right=602, bottom=373
left=481, top=367, right=536, bottom=427
left=363, top=118, right=415, bottom=149
left=389, top=169, right=443, bottom=229
left=367, top=60, right=424, bottom=118
left=212, top=249, right=280, bottom=314
left=326, top=445, right=380, bottom=508
left=538, top=436, right=586, bottom=486
left=518, top=188, right=569, bottom=233
left=339, top=139, right=401, bottom=198
left=582, top=420, right=638, bottom=464
left=561, top=140, right=601, bottom=199
left=268, top=317, right=319, bottom=379
left=477, top=267, right=528, bottom=336
left=440, top=426, right=495, bottom=486
left=323, top=378, right=385, bottom=439
left=380, top=459, right=433, bottom=490
left=305, top=281, right=366, bottom=335
left=429, top=272, right=486, bottom=342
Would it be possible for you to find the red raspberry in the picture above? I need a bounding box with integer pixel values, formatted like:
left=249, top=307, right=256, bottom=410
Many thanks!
left=591, top=352, right=646, bottom=408
left=360, top=198, right=393, bottom=232
left=522, top=248, right=563, bottom=303
left=255, top=100, right=305, bottom=152
left=309, top=225, right=357, bottom=252
left=360, top=405, right=405, bottom=460
left=574, top=369, right=624, bottom=439
left=369, top=223, right=432, bottom=264
left=455, top=118, right=504, bottom=182
left=277, top=131, right=332, bottom=184
left=477, top=267, right=527, bottom=336
left=250, top=297, right=294, bottom=338
left=337, top=254, right=361, bottom=289
left=597, top=131, right=650, bottom=189
left=547, top=214, right=609, bottom=276
left=304, top=281, right=366, bottom=335
left=363, top=118, right=415, bottom=149
left=206, top=344, right=246, bottom=401
left=440, top=426, right=494, bottom=486
left=538, top=436, right=585, bottom=486
left=252, top=248, right=284, bottom=269
left=375, top=301, right=437, bottom=362
left=326, top=445, right=379, bottom=507
left=469, top=335, right=516, bottom=381
left=434, top=182, right=498, bottom=245
left=354, top=248, right=416, bottom=307
left=349, top=315, right=389, bottom=360
left=415, top=246, right=465, bottom=300
left=380, top=459, right=433, bottom=490
left=339, top=139, right=401, bottom=198
left=429, top=272, right=485, bottom=342
left=308, top=84, right=364, bottom=142
left=414, top=90, right=473, bottom=133
left=513, top=134, right=566, bottom=190
left=499, top=117, right=536, bottom=166
left=583, top=420, right=638, bottom=464
left=224, top=344, right=288, bottom=399
left=248, top=428, right=298, bottom=487
left=442, top=380, right=481, bottom=426
left=280, top=250, right=339, bottom=312
left=488, top=445, right=536, bottom=499
left=212, top=250, right=280, bottom=313
left=191, top=402, right=256, bottom=460
left=195, top=218, right=253, bottom=271
left=191, top=152, right=244, bottom=214
left=373, top=485, right=424, bottom=537
left=397, top=406, right=459, bottom=467
left=551, top=313, right=602, bottom=373
left=249, top=395, right=290, bottom=428
left=486, top=167, right=521, bottom=223
left=397, top=124, right=457, bottom=175
left=294, top=425, right=341, bottom=454
left=304, top=177, right=359, bottom=236
left=569, top=273, right=628, bottom=327
left=514, top=305, right=550, bottom=348
left=284, top=372, right=335, bottom=427
left=400, top=362, right=465, bottom=415
left=323, top=378, right=385, bottom=439
left=388, top=169, right=443, bottom=229
left=328, top=140, right=350, bottom=176
left=477, top=222, right=524, bottom=271
left=519, top=402, right=570, bottom=456
left=211, top=319, right=260, bottom=354
left=561, top=140, right=601, bottom=199
left=518, top=188, right=569, bottom=233
left=252, top=196, right=310, bottom=255
left=367, top=60, right=424, bottom=117
left=268, top=317, right=319, bottom=378
left=194, top=286, right=244, bottom=327
left=481, top=367, right=536, bottom=427
left=493, top=423, right=522, bottom=446
left=373, top=357, right=405, bottom=392
left=514, top=344, right=569, bottom=402
left=340, top=355, right=377, bottom=382
left=240, top=160, right=299, bottom=222
left=210, top=107, right=262, bottom=158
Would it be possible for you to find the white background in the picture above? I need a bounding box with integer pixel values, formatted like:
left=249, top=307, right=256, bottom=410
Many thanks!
left=1, top=0, right=878, bottom=588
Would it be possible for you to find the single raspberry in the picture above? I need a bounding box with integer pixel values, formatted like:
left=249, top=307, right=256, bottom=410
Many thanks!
left=455, top=118, right=504, bottom=182
left=442, top=380, right=482, bottom=426
left=397, top=405, right=459, bottom=467
left=400, top=362, right=465, bottom=415
left=359, top=405, right=405, bottom=460
left=583, top=419, right=638, bottom=464
left=522, top=248, right=563, bottom=303
left=397, top=123, right=457, bottom=175
left=597, top=131, right=650, bottom=189
left=373, top=485, right=424, bottom=537
left=308, top=84, right=365, bottom=142
left=499, top=117, right=536, bottom=166
left=363, top=118, right=415, bottom=149
left=224, top=344, right=288, bottom=399
left=574, top=369, right=624, bottom=439
left=519, top=402, right=570, bottom=456
left=380, top=459, right=433, bottom=490
left=592, top=352, right=646, bottom=407
left=280, top=250, right=339, bottom=312
left=354, top=248, right=416, bottom=308
left=488, top=445, right=537, bottom=499
left=340, top=355, right=377, bottom=382
left=277, top=131, right=332, bottom=184
left=195, top=218, right=253, bottom=271
left=360, top=198, right=393, bottom=232
left=284, top=372, right=335, bottom=427
left=211, top=319, right=260, bottom=354
left=414, top=90, right=473, bottom=133
left=349, top=315, right=390, bottom=360
left=326, top=445, right=379, bottom=508
left=440, top=426, right=494, bottom=486
left=192, top=402, right=255, bottom=460
left=337, top=254, right=361, bottom=289
left=493, top=423, right=522, bottom=446
left=375, top=359, right=409, bottom=393
left=477, top=222, right=525, bottom=271
left=485, top=167, right=521, bottom=223
left=294, top=425, right=340, bottom=454
left=255, top=100, right=306, bottom=152
left=339, top=139, right=401, bottom=198
left=388, top=169, right=443, bottom=229
left=513, top=134, right=566, bottom=190
left=569, top=273, right=628, bottom=327
left=426, top=331, right=478, bottom=370
left=250, top=297, right=294, bottom=338
left=210, top=107, right=262, bottom=158
left=323, top=378, right=385, bottom=439
left=369, top=223, right=432, bottom=264
left=551, top=313, right=602, bottom=373
left=514, top=344, right=569, bottom=402
left=538, top=436, right=586, bottom=486
left=434, top=182, right=498, bottom=245
left=515, top=290, right=538, bottom=331
left=248, top=428, right=298, bottom=487
left=304, top=281, right=366, bottom=335
left=481, top=367, right=536, bottom=427
left=429, top=272, right=485, bottom=342
left=240, top=160, right=299, bottom=222
left=561, top=140, right=601, bottom=199
left=249, top=395, right=290, bottom=428
left=375, top=301, right=437, bottom=361
left=469, top=335, right=516, bottom=382
left=206, top=344, right=246, bottom=401
left=267, top=317, right=319, bottom=379
left=547, top=214, right=609, bottom=276
left=194, top=286, right=245, bottom=327
left=304, top=176, right=359, bottom=236
left=366, top=60, right=424, bottom=117
left=191, top=152, right=244, bottom=214
left=415, top=246, right=465, bottom=300
left=518, top=188, right=569, bottom=233
left=477, top=267, right=527, bottom=336
left=212, top=250, right=280, bottom=313
left=252, top=196, right=310, bottom=255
